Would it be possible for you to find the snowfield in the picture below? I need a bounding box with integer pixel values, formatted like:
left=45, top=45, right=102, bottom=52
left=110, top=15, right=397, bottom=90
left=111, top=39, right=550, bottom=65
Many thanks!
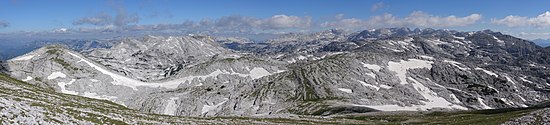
left=47, top=72, right=67, bottom=80
left=359, top=59, right=468, bottom=111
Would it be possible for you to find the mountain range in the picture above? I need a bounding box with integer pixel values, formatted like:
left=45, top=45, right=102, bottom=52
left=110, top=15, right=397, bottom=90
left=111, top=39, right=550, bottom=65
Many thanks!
left=2, top=28, right=550, bottom=124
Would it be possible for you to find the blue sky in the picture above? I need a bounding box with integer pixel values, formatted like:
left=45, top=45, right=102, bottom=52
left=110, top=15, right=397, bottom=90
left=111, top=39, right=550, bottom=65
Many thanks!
left=1, top=0, right=550, bottom=39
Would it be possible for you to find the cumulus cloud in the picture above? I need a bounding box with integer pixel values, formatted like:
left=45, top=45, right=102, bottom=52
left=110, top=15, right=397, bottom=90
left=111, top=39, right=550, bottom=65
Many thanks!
left=91, top=15, right=312, bottom=33
left=0, top=20, right=9, bottom=29
left=321, top=11, right=482, bottom=29
left=492, top=11, right=550, bottom=27
left=73, top=13, right=113, bottom=26
left=371, top=2, right=385, bottom=11
left=73, top=0, right=139, bottom=27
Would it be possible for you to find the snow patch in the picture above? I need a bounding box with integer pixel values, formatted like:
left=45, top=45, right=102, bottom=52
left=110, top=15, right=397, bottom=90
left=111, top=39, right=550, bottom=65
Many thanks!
left=201, top=98, right=228, bottom=114
left=379, top=85, right=392, bottom=89
left=493, top=36, right=504, bottom=43
left=338, top=88, right=353, bottom=93
left=47, top=72, right=66, bottom=80
left=361, top=62, right=382, bottom=72
left=406, top=77, right=468, bottom=111
left=477, top=97, right=493, bottom=109
left=475, top=68, right=498, bottom=77
left=419, top=55, right=434, bottom=60
left=387, top=59, right=433, bottom=85
left=355, top=79, right=379, bottom=91
left=82, top=92, right=117, bottom=100
left=520, top=77, right=534, bottom=83
left=10, top=54, right=34, bottom=61
left=163, top=97, right=179, bottom=115
left=365, top=72, right=376, bottom=78
left=22, top=76, right=33, bottom=82
left=444, top=60, right=470, bottom=71
left=57, top=79, right=78, bottom=95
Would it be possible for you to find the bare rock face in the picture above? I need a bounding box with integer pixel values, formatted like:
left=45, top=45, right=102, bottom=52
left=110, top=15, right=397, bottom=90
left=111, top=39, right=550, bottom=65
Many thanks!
left=85, top=35, right=233, bottom=82
left=5, top=28, right=550, bottom=118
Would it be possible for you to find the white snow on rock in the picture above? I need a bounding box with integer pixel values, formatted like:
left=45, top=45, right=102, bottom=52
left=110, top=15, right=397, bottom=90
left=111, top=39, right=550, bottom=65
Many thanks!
left=406, top=77, right=468, bottom=110
left=365, top=72, right=376, bottom=78
left=163, top=97, right=179, bottom=115
left=453, top=35, right=465, bottom=40
left=338, top=88, right=353, bottom=93
left=47, top=72, right=67, bottom=80
left=475, top=68, right=498, bottom=77
left=201, top=98, right=228, bottom=114
left=22, top=76, right=33, bottom=82
left=57, top=79, right=78, bottom=95
left=10, top=54, right=35, bottom=61
left=82, top=92, right=117, bottom=101
left=354, top=79, right=379, bottom=91
left=419, top=55, right=434, bottom=60
left=68, top=51, right=284, bottom=90
left=520, top=77, right=534, bottom=83
left=297, top=55, right=307, bottom=60
left=493, top=36, right=504, bottom=43
left=387, top=59, right=433, bottom=85
left=477, top=97, right=493, bottom=109
left=379, top=85, right=392, bottom=89
left=444, top=60, right=470, bottom=71
left=364, top=59, right=467, bottom=111
left=362, top=62, right=382, bottom=72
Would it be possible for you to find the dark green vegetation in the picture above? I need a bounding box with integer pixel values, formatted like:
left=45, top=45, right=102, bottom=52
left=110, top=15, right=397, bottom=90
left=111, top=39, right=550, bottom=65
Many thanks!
left=335, top=107, right=546, bottom=125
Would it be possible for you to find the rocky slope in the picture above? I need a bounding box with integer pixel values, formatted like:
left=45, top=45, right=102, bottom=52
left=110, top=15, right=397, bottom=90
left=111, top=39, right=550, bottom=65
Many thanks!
left=4, top=28, right=550, bottom=120
left=0, top=73, right=380, bottom=124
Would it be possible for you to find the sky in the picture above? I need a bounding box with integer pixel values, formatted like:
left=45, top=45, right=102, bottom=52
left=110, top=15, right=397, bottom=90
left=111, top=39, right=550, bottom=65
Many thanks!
left=1, top=0, right=550, bottom=40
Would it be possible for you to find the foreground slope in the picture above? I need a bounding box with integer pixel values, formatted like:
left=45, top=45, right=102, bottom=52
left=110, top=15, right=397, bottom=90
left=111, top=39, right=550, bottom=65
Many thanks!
left=0, top=73, right=383, bottom=124
left=2, top=72, right=549, bottom=125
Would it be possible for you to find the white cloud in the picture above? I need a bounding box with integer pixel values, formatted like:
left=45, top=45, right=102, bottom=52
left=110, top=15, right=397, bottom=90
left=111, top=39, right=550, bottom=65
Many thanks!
left=371, top=2, right=385, bottom=11
left=263, top=15, right=311, bottom=29
left=492, top=11, right=550, bottom=27
left=321, top=11, right=482, bottom=29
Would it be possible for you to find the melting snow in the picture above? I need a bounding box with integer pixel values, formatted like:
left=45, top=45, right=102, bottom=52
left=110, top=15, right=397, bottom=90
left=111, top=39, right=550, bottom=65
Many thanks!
left=475, top=68, right=498, bottom=77
left=406, top=77, right=468, bottom=110
left=444, top=60, right=470, bottom=71
left=419, top=55, right=434, bottom=60
left=47, top=72, right=66, bottom=80
left=201, top=98, right=228, bottom=114
left=355, top=79, right=379, bottom=91
left=477, top=97, right=493, bottom=109
left=493, top=36, right=504, bottom=43
left=379, top=85, right=392, bottom=89
left=453, top=35, right=465, bottom=40
left=82, top=92, right=117, bottom=100
left=22, top=76, right=33, bottom=82
left=163, top=97, right=179, bottom=115
left=520, top=77, right=534, bottom=83
left=10, top=54, right=34, bottom=61
left=57, top=79, right=78, bottom=95
left=370, top=59, right=467, bottom=111
left=338, top=88, right=353, bottom=93
left=365, top=72, right=376, bottom=78
left=297, top=55, right=307, bottom=60
left=362, top=62, right=382, bottom=72
left=387, top=59, right=433, bottom=85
